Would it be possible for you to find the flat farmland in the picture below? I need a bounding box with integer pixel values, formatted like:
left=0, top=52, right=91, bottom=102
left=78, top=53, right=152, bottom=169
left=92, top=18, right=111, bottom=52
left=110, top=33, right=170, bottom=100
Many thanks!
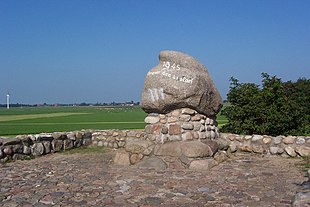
left=0, top=106, right=147, bottom=136
left=0, top=106, right=228, bottom=136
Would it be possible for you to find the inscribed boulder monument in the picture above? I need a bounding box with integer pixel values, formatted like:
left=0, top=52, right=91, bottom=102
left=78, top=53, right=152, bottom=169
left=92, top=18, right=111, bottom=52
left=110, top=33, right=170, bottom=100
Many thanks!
left=141, top=50, right=222, bottom=116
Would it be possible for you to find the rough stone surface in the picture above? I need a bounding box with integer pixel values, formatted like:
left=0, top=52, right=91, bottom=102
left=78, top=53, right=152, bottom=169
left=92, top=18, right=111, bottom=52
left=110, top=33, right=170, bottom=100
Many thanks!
left=125, top=140, right=153, bottom=154
left=180, top=141, right=212, bottom=158
left=141, top=50, right=223, bottom=116
left=113, top=150, right=130, bottom=166
left=0, top=152, right=306, bottom=206
left=285, top=146, right=297, bottom=157
left=189, top=159, right=218, bottom=171
left=154, top=142, right=182, bottom=157
left=135, top=156, right=167, bottom=170
left=144, top=116, right=160, bottom=124
left=295, top=146, right=310, bottom=157
left=31, top=143, right=45, bottom=156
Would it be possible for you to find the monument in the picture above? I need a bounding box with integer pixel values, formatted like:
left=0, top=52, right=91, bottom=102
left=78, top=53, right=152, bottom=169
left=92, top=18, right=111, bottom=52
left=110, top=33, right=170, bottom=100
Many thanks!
left=117, top=50, right=226, bottom=170
left=141, top=50, right=223, bottom=143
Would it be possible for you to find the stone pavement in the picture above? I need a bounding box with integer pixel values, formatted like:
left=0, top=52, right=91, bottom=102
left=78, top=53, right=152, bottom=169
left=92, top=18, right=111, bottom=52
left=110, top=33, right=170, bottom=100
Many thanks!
left=0, top=150, right=307, bottom=207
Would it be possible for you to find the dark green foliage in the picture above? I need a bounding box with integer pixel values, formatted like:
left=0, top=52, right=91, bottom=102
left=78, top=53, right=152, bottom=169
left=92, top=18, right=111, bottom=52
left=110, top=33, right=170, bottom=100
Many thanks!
left=221, top=73, right=310, bottom=136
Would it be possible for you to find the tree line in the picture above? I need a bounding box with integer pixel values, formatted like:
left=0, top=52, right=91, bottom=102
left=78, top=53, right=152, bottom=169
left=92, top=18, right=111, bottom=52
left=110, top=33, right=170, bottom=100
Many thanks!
left=221, top=73, right=310, bottom=136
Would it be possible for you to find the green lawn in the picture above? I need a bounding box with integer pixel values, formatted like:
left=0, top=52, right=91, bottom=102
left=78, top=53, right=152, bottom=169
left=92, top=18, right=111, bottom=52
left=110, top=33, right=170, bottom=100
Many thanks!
left=0, top=106, right=147, bottom=136
left=0, top=106, right=228, bottom=136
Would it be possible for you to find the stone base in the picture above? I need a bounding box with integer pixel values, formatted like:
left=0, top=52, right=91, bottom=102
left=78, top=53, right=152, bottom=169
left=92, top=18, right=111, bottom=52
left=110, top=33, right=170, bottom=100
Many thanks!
left=144, top=108, right=220, bottom=143
left=114, top=139, right=229, bottom=171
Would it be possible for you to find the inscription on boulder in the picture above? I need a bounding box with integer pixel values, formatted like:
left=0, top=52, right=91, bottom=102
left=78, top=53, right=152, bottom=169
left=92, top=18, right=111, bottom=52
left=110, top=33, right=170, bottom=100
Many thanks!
left=141, top=50, right=223, bottom=116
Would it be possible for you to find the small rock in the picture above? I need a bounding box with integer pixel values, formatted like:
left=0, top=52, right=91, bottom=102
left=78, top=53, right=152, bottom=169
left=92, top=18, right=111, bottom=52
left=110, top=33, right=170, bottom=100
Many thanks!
left=144, top=116, right=160, bottom=124
left=179, top=114, right=191, bottom=122
left=3, top=147, right=13, bottom=155
left=273, top=136, right=283, bottom=145
left=292, top=192, right=310, bottom=207
left=295, top=146, right=310, bottom=157
left=285, top=146, right=297, bottom=157
left=191, top=114, right=201, bottom=121
left=269, top=146, right=283, bottom=155
left=181, top=123, right=194, bottom=130
left=136, top=156, right=167, bottom=170
left=171, top=110, right=180, bottom=117
left=154, top=142, right=182, bottom=157
left=114, top=150, right=131, bottom=166
left=167, top=117, right=178, bottom=123
left=181, top=108, right=196, bottom=115
left=262, top=137, right=272, bottom=144
left=296, top=137, right=306, bottom=145
left=130, top=153, right=143, bottom=164
left=182, top=132, right=193, bottom=141
left=252, top=135, right=263, bottom=141
left=229, top=143, right=238, bottom=153
left=189, top=159, right=218, bottom=171
left=180, top=141, right=212, bottom=158
left=168, top=124, right=182, bottom=135
left=283, top=136, right=295, bottom=144
left=32, top=143, right=45, bottom=156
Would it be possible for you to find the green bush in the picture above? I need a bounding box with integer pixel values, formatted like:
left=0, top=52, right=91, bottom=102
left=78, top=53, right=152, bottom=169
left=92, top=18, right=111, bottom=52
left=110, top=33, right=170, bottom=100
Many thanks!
left=221, top=73, right=310, bottom=136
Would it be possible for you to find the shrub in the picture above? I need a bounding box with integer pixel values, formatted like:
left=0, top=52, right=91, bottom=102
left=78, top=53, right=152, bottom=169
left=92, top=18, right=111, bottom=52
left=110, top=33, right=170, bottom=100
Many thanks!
left=221, top=73, right=310, bottom=136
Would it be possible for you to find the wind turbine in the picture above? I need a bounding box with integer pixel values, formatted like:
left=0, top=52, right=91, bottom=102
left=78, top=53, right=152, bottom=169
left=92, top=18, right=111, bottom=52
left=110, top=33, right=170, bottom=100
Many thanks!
left=6, top=93, right=10, bottom=109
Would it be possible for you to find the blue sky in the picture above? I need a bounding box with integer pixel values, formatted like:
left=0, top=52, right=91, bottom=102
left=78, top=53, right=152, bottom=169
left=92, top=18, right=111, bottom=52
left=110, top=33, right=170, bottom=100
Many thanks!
left=0, top=0, right=309, bottom=104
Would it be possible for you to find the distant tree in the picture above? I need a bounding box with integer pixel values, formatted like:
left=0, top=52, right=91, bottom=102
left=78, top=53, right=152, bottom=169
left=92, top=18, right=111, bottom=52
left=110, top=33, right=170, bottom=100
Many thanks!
left=221, top=73, right=310, bottom=136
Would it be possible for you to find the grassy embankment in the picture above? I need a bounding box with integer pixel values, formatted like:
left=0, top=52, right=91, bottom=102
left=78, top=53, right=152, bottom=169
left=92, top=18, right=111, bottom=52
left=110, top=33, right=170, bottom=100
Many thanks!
left=0, top=106, right=228, bottom=136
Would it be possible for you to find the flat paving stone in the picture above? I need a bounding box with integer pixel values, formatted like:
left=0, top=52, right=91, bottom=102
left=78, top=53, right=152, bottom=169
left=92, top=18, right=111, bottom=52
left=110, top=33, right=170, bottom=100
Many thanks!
left=0, top=151, right=307, bottom=206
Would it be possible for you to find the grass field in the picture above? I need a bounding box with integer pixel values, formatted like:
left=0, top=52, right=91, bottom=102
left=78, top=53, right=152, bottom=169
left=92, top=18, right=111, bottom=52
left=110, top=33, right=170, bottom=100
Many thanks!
left=0, top=106, right=228, bottom=136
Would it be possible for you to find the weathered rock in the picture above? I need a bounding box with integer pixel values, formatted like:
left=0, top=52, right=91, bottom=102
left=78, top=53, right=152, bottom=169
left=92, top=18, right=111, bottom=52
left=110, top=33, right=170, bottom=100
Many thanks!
left=3, top=147, right=13, bottom=155
left=270, top=146, right=284, bottom=155
left=144, top=116, right=160, bottom=124
left=180, top=141, right=212, bottom=158
left=181, top=108, right=196, bottom=115
left=2, top=138, right=21, bottom=146
left=292, top=192, right=310, bottom=207
left=168, top=124, right=181, bottom=135
left=154, top=142, right=182, bottom=157
left=52, top=132, right=67, bottom=140
left=32, top=143, right=45, bottom=156
left=130, top=153, right=143, bottom=164
left=285, top=146, right=297, bottom=157
left=52, top=139, right=63, bottom=152
left=114, top=150, right=130, bottom=166
left=42, top=141, right=51, bottom=154
left=295, top=146, right=310, bottom=157
left=201, top=140, right=219, bottom=155
left=296, top=137, right=306, bottom=145
left=136, top=156, right=167, bottom=170
left=283, top=136, right=295, bottom=144
left=125, top=140, right=154, bottom=154
left=214, top=151, right=228, bottom=163
left=23, top=145, right=31, bottom=155
left=252, top=135, right=263, bottom=142
left=181, top=132, right=193, bottom=141
left=229, top=143, right=238, bottom=153
left=214, top=138, right=229, bottom=150
left=0, top=148, right=4, bottom=158
left=64, top=140, right=74, bottom=150
left=189, top=159, right=218, bottom=171
left=181, top=123, right=194, bottom=130
left=141, top=50, right=223, bottom=116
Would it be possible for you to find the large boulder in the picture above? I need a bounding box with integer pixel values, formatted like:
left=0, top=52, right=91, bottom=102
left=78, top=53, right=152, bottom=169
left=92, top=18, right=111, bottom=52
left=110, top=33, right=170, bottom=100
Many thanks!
left=141, top=50, right=222, bottom=116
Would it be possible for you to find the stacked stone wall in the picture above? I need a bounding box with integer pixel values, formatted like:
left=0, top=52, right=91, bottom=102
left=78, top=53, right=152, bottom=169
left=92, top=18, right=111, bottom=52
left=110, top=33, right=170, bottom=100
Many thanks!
left=2, top=129, right=310, bottom=163
left=220, top=133, right=310, bottom=158
left=144, top=108, right=220, bottom=144
left=0, top=131, right=92, bottom=163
